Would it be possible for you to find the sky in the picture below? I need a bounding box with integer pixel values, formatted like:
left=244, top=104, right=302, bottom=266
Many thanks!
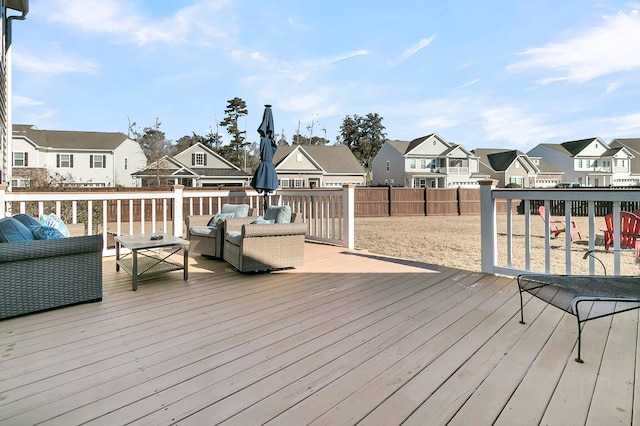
left=9, top=0, right=640, bottom=153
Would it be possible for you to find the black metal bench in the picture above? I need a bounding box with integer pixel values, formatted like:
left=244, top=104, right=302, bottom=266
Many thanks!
left=518, top=274, right=640, bottom=363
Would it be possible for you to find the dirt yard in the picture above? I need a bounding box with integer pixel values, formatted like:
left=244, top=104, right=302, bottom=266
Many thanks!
left=355, top=215, right=640, bottom=276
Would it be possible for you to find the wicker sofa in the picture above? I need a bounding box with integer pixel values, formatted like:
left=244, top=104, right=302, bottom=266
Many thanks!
left=0, top=235, right=103, bottom=320
left=223, top=213, right=307, bottom=272
left=185, top=207, right=256, bottom=258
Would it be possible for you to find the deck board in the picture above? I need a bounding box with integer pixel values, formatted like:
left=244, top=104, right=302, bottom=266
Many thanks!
left=1, top=243, right=639, bottom=425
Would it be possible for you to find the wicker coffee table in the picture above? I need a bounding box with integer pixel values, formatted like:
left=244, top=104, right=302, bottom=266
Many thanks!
left=115, top=233, right=189, bottom=291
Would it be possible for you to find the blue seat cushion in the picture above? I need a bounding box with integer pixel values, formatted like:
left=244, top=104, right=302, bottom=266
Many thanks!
left=30, top=225, right=65, bottom=240
left=264, top=205, right=292, bottom=223
left=190, top=226, right=217, bottom=236
left=221, top=203, right=250, bottom=218
left=0, top=217, right=35, bottom=242
left=207, top=212, right=235, bottom=227
left=225, top=231, right=242, bottom=246
left=251, top=216, right=275, bottom=225
left=39, top=213, right=70, bottom=237
left=12, top=214, right=41, bottom=228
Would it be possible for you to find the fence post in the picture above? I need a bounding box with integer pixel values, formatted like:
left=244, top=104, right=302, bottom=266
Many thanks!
left=0, top=184, right=7, bottom=218
left=172, top=184, right=185, bottom=237
left=343, top=184, right=355, bottom=249
left=479, top=179, right=498, bottom=274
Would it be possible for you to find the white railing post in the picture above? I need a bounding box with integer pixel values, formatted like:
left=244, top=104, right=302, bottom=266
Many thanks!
left=173, top=184, right=185, bottom=238
left=479, top=179, right=498, bottom=274
left=343, top=184, right=355, bottom=249
left=0, top=184, right=7, bottom=218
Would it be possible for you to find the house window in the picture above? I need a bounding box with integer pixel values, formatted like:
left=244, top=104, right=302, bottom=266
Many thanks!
left=410, top=159, right=416, bottom=169
left=509, top=177, right=524, bottom=187
left=124, top=157, right=128, bottom=170
left=593, top=160, right=598, bottom=168
left=421, top=159, right=427, bottom=169
left=13, top=152, right=27, bottom=167
left=90, top=155, right=106, bottom=168
left=294, top=178, right=304, bottom=187
left=578, top=159, right=583, bottom=169
left=195, top=152, right=205, bottom=166
left=11, top=178, right=30, bottom=187
left=280, top=178, right=290, bottom=187
left=57, top=154, right=73, bottom=168
left=386, top=161, right=390, bottom=172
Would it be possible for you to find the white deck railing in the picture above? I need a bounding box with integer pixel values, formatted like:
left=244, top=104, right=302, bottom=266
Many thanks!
left=0, top=184, right=355, bottom=255
left=479, top=179, right=640, bottom=276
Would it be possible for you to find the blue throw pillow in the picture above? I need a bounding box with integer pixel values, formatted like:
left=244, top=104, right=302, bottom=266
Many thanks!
left=12, top=214, right=41, bottom=228
left=207, top=212, right=235, bottom=227
left=30, top=225, right=65, bottom=240
left=0, top=217, right=35, bottom=242
left=251, top=216, right=275, bottom=225
left=221, top=203, right=250, bottom=218
left=39, top=213, right=70, bottom=237
left=264, top=205, right=292, bottom=223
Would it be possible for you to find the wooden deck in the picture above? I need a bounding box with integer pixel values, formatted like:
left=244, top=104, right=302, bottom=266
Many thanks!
left=1, top=242, right=639, bottom=425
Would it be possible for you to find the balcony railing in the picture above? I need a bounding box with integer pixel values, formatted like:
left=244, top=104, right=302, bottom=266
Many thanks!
left=479, top=179, right=640, bottom=276
left=0, top=184, right=355, bottom=255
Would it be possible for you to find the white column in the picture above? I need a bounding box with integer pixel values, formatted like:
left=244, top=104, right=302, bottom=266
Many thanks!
left=479, top=179, right=497, bottom=274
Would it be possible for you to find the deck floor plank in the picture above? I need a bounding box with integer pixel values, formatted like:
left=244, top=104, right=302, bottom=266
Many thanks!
left=1, top=243, right=639, bottom=425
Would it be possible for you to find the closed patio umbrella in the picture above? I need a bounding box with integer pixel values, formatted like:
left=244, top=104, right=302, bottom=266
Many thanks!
left=251, top=105, right=279, bottom=212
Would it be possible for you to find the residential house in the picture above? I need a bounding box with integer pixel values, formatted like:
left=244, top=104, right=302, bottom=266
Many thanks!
left=132, top=142, right=251, bottom=187
left=273, top=145, right=366, bottom=188
left=526, top=156, right=565, bottom=188
left=11, top=124, right=148, bottom=187
left=473, top=149, right=540, bottom=188
left=609, top=138, right=640, bottom=186
left=528, top=137, right=634, bottom=187
left=371, top=134, right=481, bottom=188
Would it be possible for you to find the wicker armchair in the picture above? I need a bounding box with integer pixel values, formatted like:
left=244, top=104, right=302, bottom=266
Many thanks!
left=185, top=209, right=255, bottom=258
left=0, top=235, right=103, bottom=319
left=223, top=213, right=306, bottom=272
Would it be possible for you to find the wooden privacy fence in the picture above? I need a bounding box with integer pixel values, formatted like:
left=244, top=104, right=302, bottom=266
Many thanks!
left=354, top=187, right=516, bottom=217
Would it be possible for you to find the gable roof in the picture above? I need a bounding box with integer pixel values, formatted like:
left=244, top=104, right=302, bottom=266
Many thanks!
left=406, top=133, right=438, bottom=152
left=13, top=124, right=130, bottom=150
left=176, top=142, right=243, bottom=170
left=473, top=149, right=518, bottom=172
left=560, top=137, right=601, bottom=156
left=132, top=155, right=250, bottom=178
left=274, top=145, right=366, bottom=174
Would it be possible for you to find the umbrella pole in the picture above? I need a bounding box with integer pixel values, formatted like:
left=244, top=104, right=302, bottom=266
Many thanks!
left=264, top=193, right=269, bottom=215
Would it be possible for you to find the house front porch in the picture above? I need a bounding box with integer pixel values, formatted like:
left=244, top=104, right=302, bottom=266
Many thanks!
left=1, top=242, right=638, bottom=425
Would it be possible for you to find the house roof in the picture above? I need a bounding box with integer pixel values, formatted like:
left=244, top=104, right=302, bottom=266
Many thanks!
left=473, top=149, right=520, bottom=173
left=13, top=124, right=130, bottom=151
left=560, top=138, right=600, bottom=156
left=385, top=140, right=412, bottom=154
left=134, top=155, right=251, bottom=178
left=610, top=138, right=640, bottom=174
left=406, top=134, right=436, bottom=152
left=274, top=145, right=365, bottom=174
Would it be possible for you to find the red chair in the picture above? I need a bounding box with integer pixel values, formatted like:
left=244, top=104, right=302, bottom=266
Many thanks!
left=538, top=205, right=581, bottom=241
left=602, top=211, right=640, bottom=256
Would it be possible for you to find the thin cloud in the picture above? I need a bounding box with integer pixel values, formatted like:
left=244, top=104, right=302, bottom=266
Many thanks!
left=13, top=51, right=98, bottom=75
left=508, top=9, right=640, bottom=84
left=457, top=78, right=480, bottom=89
left=40, top=0, right=231, bottom=46
left=400, top=36, right=435, bottom=61
left=13, top=95, right=44, bottom=107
